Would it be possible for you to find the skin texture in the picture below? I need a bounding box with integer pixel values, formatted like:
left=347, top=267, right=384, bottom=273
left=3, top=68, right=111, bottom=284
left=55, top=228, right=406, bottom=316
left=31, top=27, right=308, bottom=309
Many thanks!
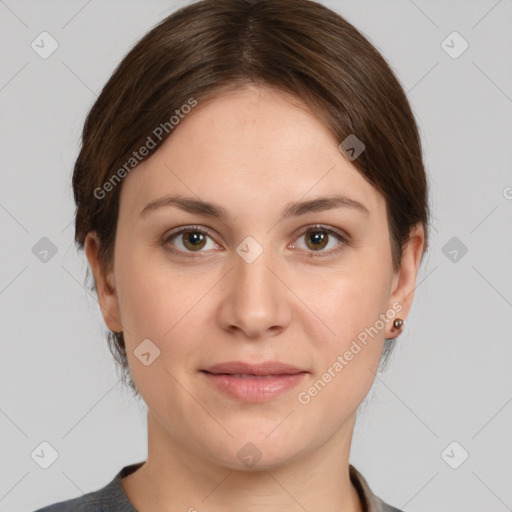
left=86, top=85, right=425, bottom=512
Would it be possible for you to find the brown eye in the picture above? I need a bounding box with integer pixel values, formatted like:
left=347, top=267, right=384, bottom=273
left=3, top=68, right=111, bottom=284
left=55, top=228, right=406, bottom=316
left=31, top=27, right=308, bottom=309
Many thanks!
left=181, top=231, right=207, bottom=251
left=305, top=231, right=329, bottom=251
left=294, top=226, right=348, bottom=257
left=164, top=226, right=218, bottom=255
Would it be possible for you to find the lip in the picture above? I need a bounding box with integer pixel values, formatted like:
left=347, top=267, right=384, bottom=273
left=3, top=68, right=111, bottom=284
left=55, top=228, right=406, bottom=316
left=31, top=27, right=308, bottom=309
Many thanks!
left=201, top=361, right=308, bottom=402
left=203, top=361, right=305, bottom=376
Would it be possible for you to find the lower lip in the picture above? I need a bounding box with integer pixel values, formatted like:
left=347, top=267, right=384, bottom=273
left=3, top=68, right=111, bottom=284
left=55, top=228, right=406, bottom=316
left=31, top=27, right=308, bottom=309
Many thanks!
left=202, top=372, right=306, bottom=402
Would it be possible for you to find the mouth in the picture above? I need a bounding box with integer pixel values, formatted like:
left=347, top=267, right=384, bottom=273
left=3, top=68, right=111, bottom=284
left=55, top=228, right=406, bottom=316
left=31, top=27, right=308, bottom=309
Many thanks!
left=201, top=361, right=308, bottom=402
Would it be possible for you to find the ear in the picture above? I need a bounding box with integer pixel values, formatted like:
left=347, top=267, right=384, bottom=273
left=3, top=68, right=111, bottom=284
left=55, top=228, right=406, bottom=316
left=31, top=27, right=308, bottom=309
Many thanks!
left=387, top=223, right=425, bottom=338
left=84, top=232, right=123, bottom=333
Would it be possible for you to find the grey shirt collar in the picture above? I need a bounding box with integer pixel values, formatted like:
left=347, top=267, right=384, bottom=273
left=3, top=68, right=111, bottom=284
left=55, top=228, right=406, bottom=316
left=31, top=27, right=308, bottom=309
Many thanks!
left=38, top=461, right=402, bottom=511
left=103, top=462, right=403, bottom=512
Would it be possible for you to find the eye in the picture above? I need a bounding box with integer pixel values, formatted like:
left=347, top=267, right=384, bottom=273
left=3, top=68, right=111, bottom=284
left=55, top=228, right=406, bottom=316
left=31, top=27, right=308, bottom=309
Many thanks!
left=292, top=224, right=348, bottom=257
left=163, top=225, right=219, bottom=256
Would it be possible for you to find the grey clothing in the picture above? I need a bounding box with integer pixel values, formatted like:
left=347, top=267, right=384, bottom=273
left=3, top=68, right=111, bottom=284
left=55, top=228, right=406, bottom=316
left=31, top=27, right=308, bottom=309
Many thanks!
left=34, top=462, right=403, bottom=511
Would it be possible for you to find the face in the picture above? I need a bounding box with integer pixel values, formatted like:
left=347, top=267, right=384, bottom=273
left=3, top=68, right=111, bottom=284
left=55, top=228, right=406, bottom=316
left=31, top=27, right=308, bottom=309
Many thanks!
left=87, top=85, right=424, bottom=471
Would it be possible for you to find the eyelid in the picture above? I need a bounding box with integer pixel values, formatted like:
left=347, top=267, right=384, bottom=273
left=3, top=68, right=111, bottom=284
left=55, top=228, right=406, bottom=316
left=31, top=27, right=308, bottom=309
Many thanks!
left=162, top=224, right=349, bottom=257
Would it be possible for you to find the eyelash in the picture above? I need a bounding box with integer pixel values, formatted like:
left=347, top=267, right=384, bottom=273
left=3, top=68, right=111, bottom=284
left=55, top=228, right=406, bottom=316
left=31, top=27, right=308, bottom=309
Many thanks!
left=162, top=224, right=349, bottom=259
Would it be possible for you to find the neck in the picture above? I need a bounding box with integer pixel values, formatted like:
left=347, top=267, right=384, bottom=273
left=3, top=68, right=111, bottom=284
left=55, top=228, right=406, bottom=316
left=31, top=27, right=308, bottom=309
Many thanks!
left=122, top=411, right=363, bottom=512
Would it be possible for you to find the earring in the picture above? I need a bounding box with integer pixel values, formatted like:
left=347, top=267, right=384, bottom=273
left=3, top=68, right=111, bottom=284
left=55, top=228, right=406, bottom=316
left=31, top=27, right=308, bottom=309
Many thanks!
left=392, top=318, right=404, bottom=331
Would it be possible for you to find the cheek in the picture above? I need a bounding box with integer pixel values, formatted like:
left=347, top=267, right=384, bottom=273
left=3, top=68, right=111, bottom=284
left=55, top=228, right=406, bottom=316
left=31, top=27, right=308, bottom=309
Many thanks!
left=294, top=271, right=390, bottom=421
left=309, top=252, right=392, bottom=349
left=115, top=249, right=216, bottom=363
left=300, top=253, right=393, bottom=407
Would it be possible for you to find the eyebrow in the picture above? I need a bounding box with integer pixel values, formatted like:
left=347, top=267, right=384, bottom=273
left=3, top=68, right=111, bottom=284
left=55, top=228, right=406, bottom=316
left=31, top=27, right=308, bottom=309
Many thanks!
left=139, top=194, right=370, bottom=219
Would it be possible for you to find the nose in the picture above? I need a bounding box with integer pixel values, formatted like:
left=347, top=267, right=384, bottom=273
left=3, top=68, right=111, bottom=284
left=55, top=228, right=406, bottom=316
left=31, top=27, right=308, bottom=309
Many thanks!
left=216, top=244, right=292, bottom=340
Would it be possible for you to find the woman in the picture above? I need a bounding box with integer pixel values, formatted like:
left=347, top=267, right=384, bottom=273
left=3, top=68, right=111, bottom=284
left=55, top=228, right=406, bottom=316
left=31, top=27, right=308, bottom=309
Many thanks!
left=36, top=0, right=429, bottom=510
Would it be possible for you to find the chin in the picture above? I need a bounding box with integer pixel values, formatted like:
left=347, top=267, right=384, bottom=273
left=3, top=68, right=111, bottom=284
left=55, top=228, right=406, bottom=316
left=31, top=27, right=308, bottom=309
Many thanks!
left=197, top=428, right=308, bottom=472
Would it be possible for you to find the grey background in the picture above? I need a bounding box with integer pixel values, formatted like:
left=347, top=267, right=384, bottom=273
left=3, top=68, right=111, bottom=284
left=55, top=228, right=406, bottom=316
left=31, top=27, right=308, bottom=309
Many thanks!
left=0, top=1, right=511, bottom=511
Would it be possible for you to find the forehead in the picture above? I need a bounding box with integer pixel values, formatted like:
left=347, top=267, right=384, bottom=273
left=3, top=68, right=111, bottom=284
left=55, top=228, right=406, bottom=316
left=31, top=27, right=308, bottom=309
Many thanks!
left=119, top=85, right=385, bottom=222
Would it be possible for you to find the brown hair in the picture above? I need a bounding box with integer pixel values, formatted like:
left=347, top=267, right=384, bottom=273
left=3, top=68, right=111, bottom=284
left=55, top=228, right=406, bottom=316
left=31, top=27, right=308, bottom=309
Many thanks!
left=73, top=0, right=430, bottom=395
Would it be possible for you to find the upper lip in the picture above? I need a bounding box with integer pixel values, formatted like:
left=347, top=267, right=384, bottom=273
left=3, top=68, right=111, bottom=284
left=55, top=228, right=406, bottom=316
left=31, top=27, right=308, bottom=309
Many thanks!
left=202, top=361, right=307, bottom=376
